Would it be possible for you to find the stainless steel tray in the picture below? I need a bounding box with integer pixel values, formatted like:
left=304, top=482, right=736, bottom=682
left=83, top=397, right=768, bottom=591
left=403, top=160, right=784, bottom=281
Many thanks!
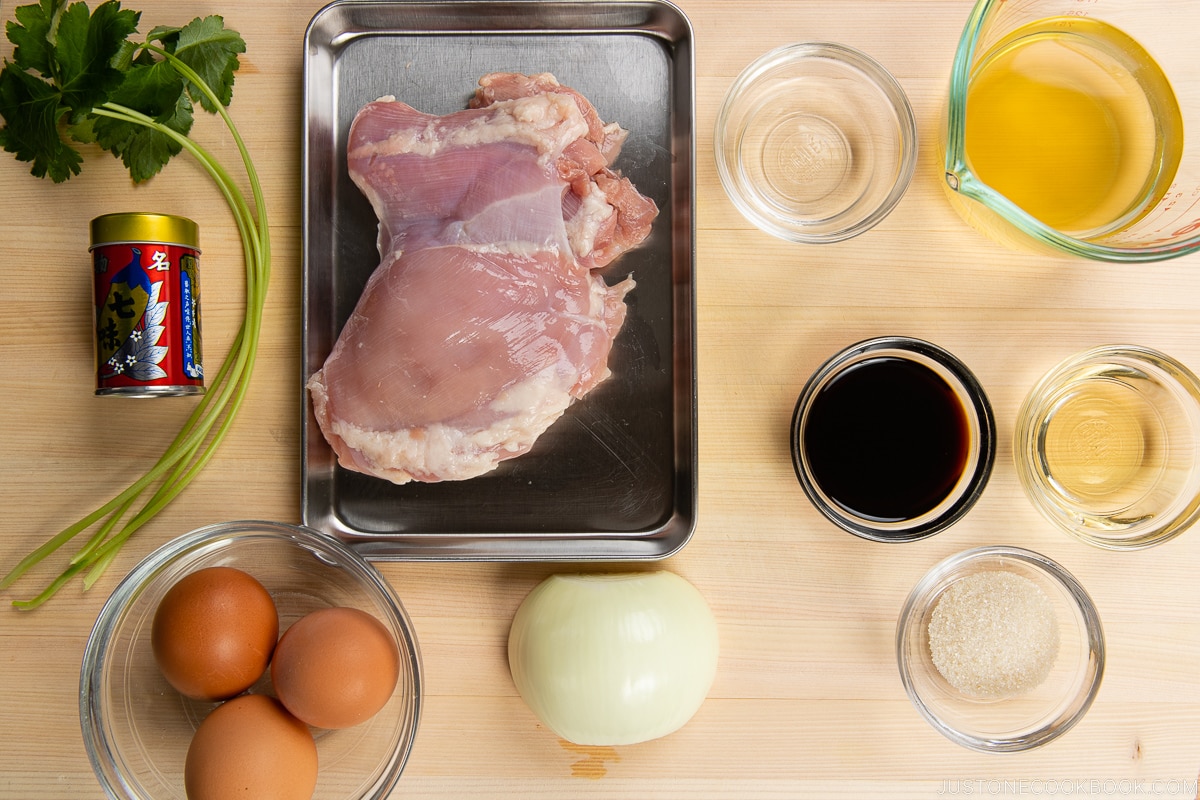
left=301, top=0, right=696, bottom=560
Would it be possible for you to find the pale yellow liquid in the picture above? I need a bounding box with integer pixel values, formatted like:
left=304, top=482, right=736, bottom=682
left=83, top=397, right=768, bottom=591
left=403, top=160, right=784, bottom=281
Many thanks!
left=965, top=18, right=1183, bottom=236
left=1043, top=381, right=1159, bottom=505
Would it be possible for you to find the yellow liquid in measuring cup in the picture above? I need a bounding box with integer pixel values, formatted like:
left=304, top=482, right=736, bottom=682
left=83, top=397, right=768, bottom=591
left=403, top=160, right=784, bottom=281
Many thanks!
left=965, top=17, right=1183, bottom=236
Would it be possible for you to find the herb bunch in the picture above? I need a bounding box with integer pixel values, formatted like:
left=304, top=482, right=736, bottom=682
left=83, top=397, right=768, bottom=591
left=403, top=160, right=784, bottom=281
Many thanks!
left=0, top=0, right=271, bottom=608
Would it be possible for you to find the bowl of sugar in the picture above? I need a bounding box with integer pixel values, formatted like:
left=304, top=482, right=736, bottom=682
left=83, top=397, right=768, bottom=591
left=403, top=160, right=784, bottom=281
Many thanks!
left=895, top=546, right=1104, bottom=752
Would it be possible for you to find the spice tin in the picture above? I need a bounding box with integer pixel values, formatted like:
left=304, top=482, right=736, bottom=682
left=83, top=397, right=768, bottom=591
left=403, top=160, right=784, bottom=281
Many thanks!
left=90, top=213, right=204, bottom=397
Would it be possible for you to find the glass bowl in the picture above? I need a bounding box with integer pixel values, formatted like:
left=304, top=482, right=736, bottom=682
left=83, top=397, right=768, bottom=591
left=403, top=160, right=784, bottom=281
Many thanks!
left=896, top=546, right=1104, bottom=753
left=790, top=336, right=996, bottom=542
left=80, top=520, right=422, bottom=799
left=715, top=42, right=917, bottom=243
left=1015, top=345, right=1200, bottom=550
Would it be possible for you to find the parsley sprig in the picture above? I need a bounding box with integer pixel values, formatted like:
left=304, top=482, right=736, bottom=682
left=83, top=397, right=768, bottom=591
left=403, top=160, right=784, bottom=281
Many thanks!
left=0, top=0, right=244, bottom=182
left=0, top=0, right=271, bottom=609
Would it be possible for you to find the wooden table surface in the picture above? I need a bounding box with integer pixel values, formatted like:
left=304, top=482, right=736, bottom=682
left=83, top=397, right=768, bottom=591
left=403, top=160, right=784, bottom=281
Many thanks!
left=3, top=1, right=1200, bottom=797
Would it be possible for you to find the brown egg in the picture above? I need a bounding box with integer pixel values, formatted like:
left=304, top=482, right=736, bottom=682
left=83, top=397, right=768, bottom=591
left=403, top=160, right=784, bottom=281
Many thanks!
left=184, top=693, right=318, bottom=800
left=271, top=606, right=400, bottom=729
left=151, top=566, right=278, bottom=700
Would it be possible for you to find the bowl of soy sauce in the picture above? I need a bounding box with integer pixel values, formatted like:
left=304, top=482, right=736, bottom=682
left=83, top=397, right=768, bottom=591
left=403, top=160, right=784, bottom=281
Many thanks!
left=791, top=336, right=996, bottom=542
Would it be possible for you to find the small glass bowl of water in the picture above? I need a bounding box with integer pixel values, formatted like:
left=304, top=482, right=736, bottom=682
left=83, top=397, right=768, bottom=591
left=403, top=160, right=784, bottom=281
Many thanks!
left=715, top=42, right=918, bottom=243
left=1015, top=345, right=1200, bottom=550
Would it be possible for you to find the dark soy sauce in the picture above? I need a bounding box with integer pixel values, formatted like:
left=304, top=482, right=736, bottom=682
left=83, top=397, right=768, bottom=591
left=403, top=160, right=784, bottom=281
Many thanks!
left=802, top=356, right=970, bottom=523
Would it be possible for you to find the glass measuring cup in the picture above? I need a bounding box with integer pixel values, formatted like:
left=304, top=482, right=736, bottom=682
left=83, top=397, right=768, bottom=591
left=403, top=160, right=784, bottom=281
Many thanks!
left=943, top=0, right=1200, bottom=262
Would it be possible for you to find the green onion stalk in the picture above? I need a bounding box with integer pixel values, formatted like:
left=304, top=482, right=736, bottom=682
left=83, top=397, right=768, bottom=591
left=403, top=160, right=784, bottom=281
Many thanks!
left=0, top=48, right=270, bottom=609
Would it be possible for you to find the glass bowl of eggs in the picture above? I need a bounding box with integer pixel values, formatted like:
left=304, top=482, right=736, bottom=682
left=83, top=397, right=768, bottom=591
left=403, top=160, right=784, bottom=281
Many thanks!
left=80, top=520, right=422, bottom=800
left=895, top=546, right=1104, bottom=752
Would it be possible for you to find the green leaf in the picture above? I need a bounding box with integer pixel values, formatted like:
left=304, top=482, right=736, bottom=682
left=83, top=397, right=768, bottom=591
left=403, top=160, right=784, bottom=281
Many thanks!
left=111, top=38, right=139, bottom=72
left=109, top=56, right=185, bottom=118
left=168, top=16, right=244, bottom=113
left=6, top=0, right=67, bottom=78
left=0, top=61, right=81, bottom=181
left=67, top=113, right=98, bottom=143
left=145, top=23, right=181, bottom=50
left=93, top=61, right=194, bottom=183
left=1, top=3, right=251, bottom=187
left=54, top=0, right=140, bottom=113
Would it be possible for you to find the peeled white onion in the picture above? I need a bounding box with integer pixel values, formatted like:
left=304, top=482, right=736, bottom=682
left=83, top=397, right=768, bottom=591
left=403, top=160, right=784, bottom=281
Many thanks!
left=507, top=570, right=719, bottom=746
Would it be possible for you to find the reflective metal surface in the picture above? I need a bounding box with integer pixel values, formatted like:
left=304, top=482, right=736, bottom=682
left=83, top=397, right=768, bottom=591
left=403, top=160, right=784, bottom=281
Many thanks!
left=301, top=0, right=696, bottom=560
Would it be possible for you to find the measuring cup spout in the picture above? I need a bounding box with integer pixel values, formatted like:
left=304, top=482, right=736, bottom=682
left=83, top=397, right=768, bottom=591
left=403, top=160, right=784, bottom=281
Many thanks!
left=942, top=0, right=1200, bottom=262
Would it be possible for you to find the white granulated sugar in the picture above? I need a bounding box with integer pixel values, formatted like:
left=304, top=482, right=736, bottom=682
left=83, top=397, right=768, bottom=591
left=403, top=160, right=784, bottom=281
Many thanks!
left=928, top=570, right=1060, bottom=698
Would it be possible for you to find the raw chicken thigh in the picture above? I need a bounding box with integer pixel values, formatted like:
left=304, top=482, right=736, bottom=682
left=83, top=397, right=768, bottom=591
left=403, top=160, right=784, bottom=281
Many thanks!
left=307, top=73, right=658, bottom=484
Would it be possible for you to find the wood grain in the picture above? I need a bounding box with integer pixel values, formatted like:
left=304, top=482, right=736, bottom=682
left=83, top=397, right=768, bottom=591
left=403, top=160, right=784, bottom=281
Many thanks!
left=2, top=1, right=1199, bottom=797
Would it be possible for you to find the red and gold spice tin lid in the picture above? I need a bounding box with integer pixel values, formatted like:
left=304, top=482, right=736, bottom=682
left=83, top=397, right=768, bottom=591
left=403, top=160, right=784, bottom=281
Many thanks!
left=90, top=213, right=201, bottom=250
